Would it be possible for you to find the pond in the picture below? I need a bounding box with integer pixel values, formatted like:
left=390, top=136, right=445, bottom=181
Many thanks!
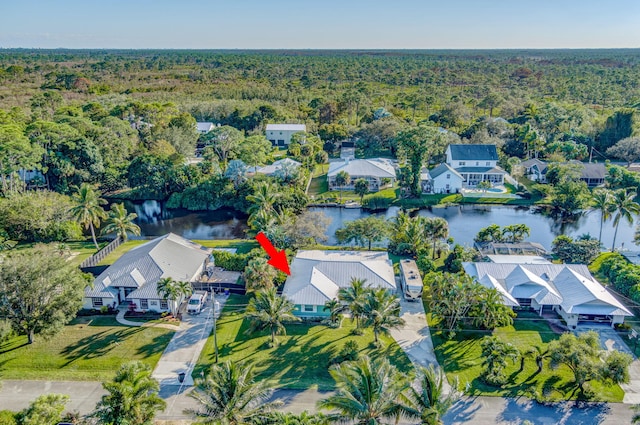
left=125, top=200, right=640, bottom=251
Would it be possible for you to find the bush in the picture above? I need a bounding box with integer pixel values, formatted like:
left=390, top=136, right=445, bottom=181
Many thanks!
left=362, top=195, right=391, bottom=211
left=0, top=410, right=16, bottom=425
left=212, top=250, right=249, bottom=271
left=330, top=340, right=360, bottom=364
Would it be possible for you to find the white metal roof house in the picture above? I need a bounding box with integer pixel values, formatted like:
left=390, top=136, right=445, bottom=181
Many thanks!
left=464, top=262, right=632, bottom=328
left=420, top=163, right=464, bottom=194
left=251, top=158, right=302, bottom=176
left=265, top=123, right=307, bottom=146
left=327, top=158, right=397, bottom=192
left=84, top=233, right=212, bottom=312
left=445, top=144, right=508, bottom=187
left=282, top=250, right=396, bottom=317
left=196, top=122, right=215, bottom=133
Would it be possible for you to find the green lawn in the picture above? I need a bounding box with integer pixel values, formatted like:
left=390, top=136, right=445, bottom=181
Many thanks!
left=14, top=240, right=106, bottom=267
left=0, top=316, right=174, bottom=381
left=195, top=295, right=413, bottom=390
left=97, top=238, right=259, bottom=266
left=428, top=310, right=624, bottom=402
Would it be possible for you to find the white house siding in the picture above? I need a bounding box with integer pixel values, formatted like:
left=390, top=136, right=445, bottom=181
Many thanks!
left=82, top=297, right=116, bottom=311
left=266, top=125, right=306, bottom=146
left=431, top=173, right=463, bottom=194
left=128, top=298, right=171, bottom=313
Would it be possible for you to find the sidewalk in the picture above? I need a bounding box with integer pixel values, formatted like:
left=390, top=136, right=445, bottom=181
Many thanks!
left=152, top=293, right=228, bottom=387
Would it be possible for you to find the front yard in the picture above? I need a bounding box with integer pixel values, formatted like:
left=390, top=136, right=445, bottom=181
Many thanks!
left=429, top=310, right=624, bottom=402
left=0, top=316, right=174, bottom=381
left=195, top=295, right=413, bottom=390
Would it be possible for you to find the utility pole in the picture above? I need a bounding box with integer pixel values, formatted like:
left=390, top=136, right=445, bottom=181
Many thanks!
left=213, top=297, right=220, bottom=363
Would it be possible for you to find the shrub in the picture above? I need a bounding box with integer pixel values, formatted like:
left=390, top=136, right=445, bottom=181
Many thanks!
left=330, top=340, right=360, bottom=364
left=363, top=195, right=391, bottom=211
left=0, top=411, right=16, bottom=425
left=212, top=250, right=249, bottom=271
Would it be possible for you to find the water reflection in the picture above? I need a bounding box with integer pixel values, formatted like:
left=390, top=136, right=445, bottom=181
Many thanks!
left=121, top=200, right=639, bottom=250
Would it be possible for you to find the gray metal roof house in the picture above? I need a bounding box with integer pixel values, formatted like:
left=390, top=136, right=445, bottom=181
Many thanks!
left=464, top=262, right=632, bottom=328
left=282, top=250, right=396, bottom=317
left=84, top=233, right=212, bottom=312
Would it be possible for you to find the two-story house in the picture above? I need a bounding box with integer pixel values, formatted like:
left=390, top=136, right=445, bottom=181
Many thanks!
left=265, top=124, right=306, bottom=146
left=446, top=144, right=507, bottom=187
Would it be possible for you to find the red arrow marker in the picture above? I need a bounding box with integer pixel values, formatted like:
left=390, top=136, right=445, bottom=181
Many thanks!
left=255, top=232, right=291, bottom=275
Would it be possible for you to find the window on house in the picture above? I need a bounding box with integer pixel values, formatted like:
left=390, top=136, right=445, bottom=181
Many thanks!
left=476, top=161, right=479, bottom=166
left=160, top=300, right=168, bottom=310
left=303, top=305, right=314, bottom=312
left=459, top=161, right=465, bottom=166
left=486, top=162, right=490, bottom=166
left=446, top=174, right=450, bottom=179
left=92, top=298, right=103, bottom=307
left=140, top=299, right=149, bottom=309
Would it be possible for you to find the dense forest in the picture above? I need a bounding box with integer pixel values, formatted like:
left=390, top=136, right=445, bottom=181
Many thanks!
left=2, top=49, right=640, bottom=243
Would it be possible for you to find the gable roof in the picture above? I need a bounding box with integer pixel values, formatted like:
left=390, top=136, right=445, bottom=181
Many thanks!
left=553, top=267, right=631, bottom=316
left=328, top=158, right=396, bottom=179
left=428, top=163, right=464, bottom=180
left=448, top=144, right=498, bottom=161
left=283, top=250, right=396, bottom=306
left=196, top=122, right=214, bottom=132
left=87, top=233, right=212, bottom=300
left=463, top=262, right=632, bottom=316
left=266, top=124, right=306, bottom=132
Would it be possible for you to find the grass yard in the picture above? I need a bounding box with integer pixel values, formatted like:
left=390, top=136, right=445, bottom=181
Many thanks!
left=0, top=316, right=174, bottom=381
left=15, top=240, right=106, bottom=267
left=195, top=295, right=413, bottom=390
left=98, top=238, right=259, bottom=266
left=428, top=310, right=624, bottom=402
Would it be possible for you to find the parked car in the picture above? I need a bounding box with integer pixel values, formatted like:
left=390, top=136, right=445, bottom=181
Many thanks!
left=187, top=291, right=208, bottom=314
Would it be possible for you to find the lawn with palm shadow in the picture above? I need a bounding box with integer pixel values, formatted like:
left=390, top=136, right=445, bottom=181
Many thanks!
left=195, top=294, right=412, bottom=390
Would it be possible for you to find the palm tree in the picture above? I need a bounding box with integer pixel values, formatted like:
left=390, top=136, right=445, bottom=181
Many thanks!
left=323, top=298, right=345, bottom=327
left=70, top=183, right=107, bottom=250
left=633, top=404, right=640, bottom=424
left=402, top=365, right=459, bottom=425
left=244, top=257, right=278, bottom=292
left=246, top=181, right=279, bottom=214
left=361, top=289, right=405, bottom=344
left=187, top=360, right=281, bottom=425
left=611, top=188, right=640, bottom=251
left=157, top=277, right=193, bottom=317
left=334, top=170, right=350, bottom=203
left=318, top=356, right=408, bottom=424
left=337, top=278, right=367, bottom=329
left=101, top=202, right=141, bottom=241
left=93, top=361, right=166, bottom=425
left=592, top=188, right=614, bottom=243
left=423, top=217, right=449, bottom=260
left=245, top=287, right=300, bottom=344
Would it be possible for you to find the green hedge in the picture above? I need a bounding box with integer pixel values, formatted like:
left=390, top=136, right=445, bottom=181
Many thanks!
left=599, top=253, right=640, bottom=302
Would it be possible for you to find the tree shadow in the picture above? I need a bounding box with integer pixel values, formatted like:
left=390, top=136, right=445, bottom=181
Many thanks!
left=61, top=327, right=143, bottom=365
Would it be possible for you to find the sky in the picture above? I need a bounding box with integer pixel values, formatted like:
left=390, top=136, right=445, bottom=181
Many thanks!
left=1, top=0, right=639, bottom=49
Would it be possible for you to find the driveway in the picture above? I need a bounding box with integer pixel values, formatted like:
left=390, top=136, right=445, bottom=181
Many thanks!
left=576, top=324, right=640, bottom=404
left=152, top=293, right=228, bottom=387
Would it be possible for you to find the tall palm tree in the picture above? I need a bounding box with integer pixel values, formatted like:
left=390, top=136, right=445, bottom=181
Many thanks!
left=423, top=217, right=449, bottom=259
left=318, top=356, right=408, bottom=424
left=70, top=183, right=107, bottom=250
left=402, top=365, right=459, bottom=425
left=361, top=289, right=405, bottom=344
left=93, top=361, right=166, bottom=425
left=101, top=202, right=141, bottom=241
left=334, top=170, right=350, bottom=202
left=611, top=188, right=640, bottom=251
left=592, top=188, right=614, bottom=243
left=187, top=360, right=281, bottom=425
left=337, top=278, right=367, bottom=329
left=157, top=277, right=192, bottom=317
left=245, top=287, right=300, bottom=344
